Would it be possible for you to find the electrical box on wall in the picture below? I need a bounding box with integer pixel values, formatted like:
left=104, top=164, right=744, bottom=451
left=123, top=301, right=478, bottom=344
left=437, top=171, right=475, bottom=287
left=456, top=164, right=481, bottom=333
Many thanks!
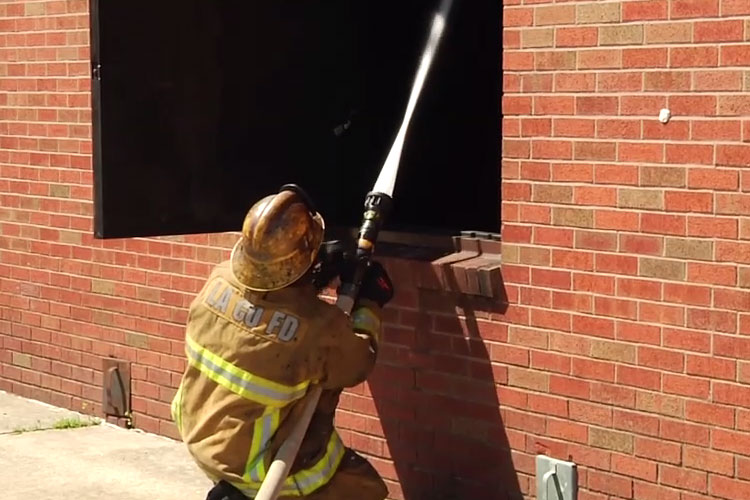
left=89, top=0, right=501, bottom=240
left=536, top=455, right=578, bottom=500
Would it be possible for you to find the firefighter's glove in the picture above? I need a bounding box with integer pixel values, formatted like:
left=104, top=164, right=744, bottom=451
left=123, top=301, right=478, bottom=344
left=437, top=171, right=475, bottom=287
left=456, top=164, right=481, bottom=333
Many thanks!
left=358, top=261, right=394, bottom=308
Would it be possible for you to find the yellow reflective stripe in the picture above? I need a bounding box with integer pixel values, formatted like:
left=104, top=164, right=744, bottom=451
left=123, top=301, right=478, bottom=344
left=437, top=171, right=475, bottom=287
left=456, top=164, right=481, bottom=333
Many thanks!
left=290, top=431, right=346, bottom=495
left=245, top=409, right=280, bottom=483
left=186, top=335, right=309, bottom=407
left=170, top=383, right=183, bottom=433
left=232, top=431, right=346, bottom=497
left=352, top=306, right=381, bottom=342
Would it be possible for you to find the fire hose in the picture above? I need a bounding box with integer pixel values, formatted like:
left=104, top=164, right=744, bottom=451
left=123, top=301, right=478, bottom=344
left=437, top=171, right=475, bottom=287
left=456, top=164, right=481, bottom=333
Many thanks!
left=254, top=2, right=454, bottom=498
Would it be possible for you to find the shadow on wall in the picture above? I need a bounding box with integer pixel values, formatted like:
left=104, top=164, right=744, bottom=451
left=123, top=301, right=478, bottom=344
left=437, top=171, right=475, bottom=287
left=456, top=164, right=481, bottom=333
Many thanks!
left=362, top=259, right=522, bottom=500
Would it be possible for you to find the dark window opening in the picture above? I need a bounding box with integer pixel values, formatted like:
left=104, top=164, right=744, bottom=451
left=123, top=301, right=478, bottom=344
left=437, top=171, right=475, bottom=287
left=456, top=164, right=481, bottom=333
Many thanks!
left=90, top=0, right=501, bottom=241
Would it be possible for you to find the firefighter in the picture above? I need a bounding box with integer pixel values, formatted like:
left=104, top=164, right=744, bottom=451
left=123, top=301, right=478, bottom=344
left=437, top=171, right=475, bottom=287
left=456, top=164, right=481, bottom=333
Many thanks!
left=172, top=185, right=392, bottom=500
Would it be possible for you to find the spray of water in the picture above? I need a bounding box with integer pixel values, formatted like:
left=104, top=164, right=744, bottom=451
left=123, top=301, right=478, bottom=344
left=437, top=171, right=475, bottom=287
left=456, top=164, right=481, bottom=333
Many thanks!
left=373, top=0, right=454, bottom=197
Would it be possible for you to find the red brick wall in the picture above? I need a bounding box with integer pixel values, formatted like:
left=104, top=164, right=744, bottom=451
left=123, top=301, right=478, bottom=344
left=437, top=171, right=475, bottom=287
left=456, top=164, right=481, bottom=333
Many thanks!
left=2, top=1, right=750, bottom=500
left=501, top=0, right=750, bottom=499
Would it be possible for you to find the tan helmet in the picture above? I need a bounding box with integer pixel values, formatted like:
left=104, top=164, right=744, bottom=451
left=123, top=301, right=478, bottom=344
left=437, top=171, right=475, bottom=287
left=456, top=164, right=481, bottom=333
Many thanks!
left=230, top=186, right=325, bottom=291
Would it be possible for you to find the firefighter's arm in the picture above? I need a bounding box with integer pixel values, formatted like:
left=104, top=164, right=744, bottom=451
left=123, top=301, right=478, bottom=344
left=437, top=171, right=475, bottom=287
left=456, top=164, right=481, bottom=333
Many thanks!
left=321, top=262, right=394, bottom=389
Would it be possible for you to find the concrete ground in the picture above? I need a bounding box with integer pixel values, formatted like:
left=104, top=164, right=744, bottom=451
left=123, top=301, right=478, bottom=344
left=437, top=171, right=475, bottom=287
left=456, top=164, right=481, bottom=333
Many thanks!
left=0, top=390, right=213, bottom=500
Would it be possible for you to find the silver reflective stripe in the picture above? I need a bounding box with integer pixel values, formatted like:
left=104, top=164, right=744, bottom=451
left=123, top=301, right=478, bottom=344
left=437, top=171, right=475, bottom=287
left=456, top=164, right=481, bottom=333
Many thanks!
left=294, top=435, right=345, bottom=493
left=186, top=341, right=307, bottom=404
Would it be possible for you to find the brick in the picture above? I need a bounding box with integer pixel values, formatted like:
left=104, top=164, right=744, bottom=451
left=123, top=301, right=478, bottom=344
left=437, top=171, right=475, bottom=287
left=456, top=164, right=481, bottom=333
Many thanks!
left=696, top=20, right=744, bottom=42
left=547, top=419, right=587, bottom=444
left=553, top=118, right=596, bottom=139
left=688, top=262, right=737, bottom=286
left=645, top=22, right=692, bottom=43
left=692, top=120, right=742, bottom=141
left=635, top=436, right=681, bottom=464
left=688, top=169, right=739, bottom=191
left=664, top=373, right=710, bottom=398
left=710, top=476, right=750, bottom=500
left=671, top=0, right=719, bottom=18
left=669, top=96, right=717, bottom=118
left=645, top=71, right=691, bottom=91
left=694, top=71, right=743, bottom=91
left=573, top=272, right=615, bottom=295
left=530, top=350, right=571, bottom=374
left=521, top=118, right=552, bottom=137
left=591, top=382, right=636, bottom=408
left=535, top=227, right=575, bottom=247
left=684, top=446, right=734, bottom=476
left=535, top=96, right=576, bottom=116
left=532, top=184, right=573, bottom=204
left=722, top=46, right=750, bottom=66
left=685, top=400, right=735, bottom=428
left=569, top=400, right=612, bottom=427
left=577, top=3, right=621, bottom=24
left=556, top=27, right=598, bottom=48
left=591, top=339, right=636, bottom=363
left=617, top=365, right=661, bottom=391
left=623, top=0, right=669, bottom=21
left=663, top=326, right=711, bottom=351
left=712, top=429, right=750, bottom=457
left=723, top=0, right=750, bottom=15
left=578, top=49, right=623, bottom=70
left=640, top=167, right=686, bottom=187
left=575, top=141, right=616, bottom=161
left=687, top=309, right=737, bottom=333
left=572, top=357, right=615, bottom=382
left=576, top=96, right=618, bottom=116
left=661, top=420, right=710, bottom=447
left=639, top=347, right=684, bottom=373
left=596, top=119, right=640, bottom=139
left=505, top=7, right=533, bottom=27
left=641, top=213, right=686, bottom=236
left=660, top=464, right=707, bottom=492
left=717, top=145, right=750, bottom=167
left=587, top=470, right=633, bottom=498
left=622, top=48, right=669, bottom=68
left=636, top=392, right=684, bottom=418
left=640, top=258, right=686, bottom=281
left=665, top=191, right=713, bottom=213
left=596, top=254, right=638, bottom=275
left=574, top=186, right=617, bottom=207
left=714, top=382, right=750, bottom=408
left=634, top=481, right=680, bottom=500
left=619, top=234, right=663, bottom=257
left=600, top=24, right=644, bottom=46
left=665, top=238, right=713, bottom=261
left=717, top=242, right=750, bottom=264
left=595, top=163, right=639, bottom=185
left=717, top=194, right=750, bottom=215
left=535, top=51, right=577, bottom=71
left=552, top=207, right=593, bottom=228
left=670, top=46, right=719, bottom=68
left=618, top=142, right=664, bottom=163
left=715, top=288, right=750, bottom=311
left=503, top=51, right=533, bottom=70
left=552, top=290, right=593, bottom=313
left=508, top=367, right=548, bottom=392
left=555, top=73, right=597, bottom=93
left=595, top=209, right=640, bottom=231
left=598, top=71, right=643, bottom=92
left=613, top=454, right=657, bottom=481
left=590, top=428, right=633, bottom=453
left=572, top=315, right=615, bottom=339
left=611, top=408, right=658, bottom=437
left=528, top=393, right=568, bottom=418
left=618, top=189, right=664, bottom=210
left=534, top=5, right=575, bottom=26
left=617, top=322, right=659, bottom=348
left=617, top=277, right=661, bottom=301
left=521, top=28, right=554, bottom=48
left=714, top=335, right=750, bottom=360
left=550, top=374, right=591, bottom=400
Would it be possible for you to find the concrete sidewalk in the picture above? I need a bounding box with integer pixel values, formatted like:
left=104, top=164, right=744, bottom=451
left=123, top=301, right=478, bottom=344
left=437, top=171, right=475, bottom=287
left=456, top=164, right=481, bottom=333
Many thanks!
left=0, top=391, right=212, bottom=500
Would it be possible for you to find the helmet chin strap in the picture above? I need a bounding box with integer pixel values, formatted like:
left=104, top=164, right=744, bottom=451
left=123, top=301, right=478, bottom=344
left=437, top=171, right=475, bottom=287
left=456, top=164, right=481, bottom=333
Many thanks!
left=278, top=184, right=318, bottom=216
